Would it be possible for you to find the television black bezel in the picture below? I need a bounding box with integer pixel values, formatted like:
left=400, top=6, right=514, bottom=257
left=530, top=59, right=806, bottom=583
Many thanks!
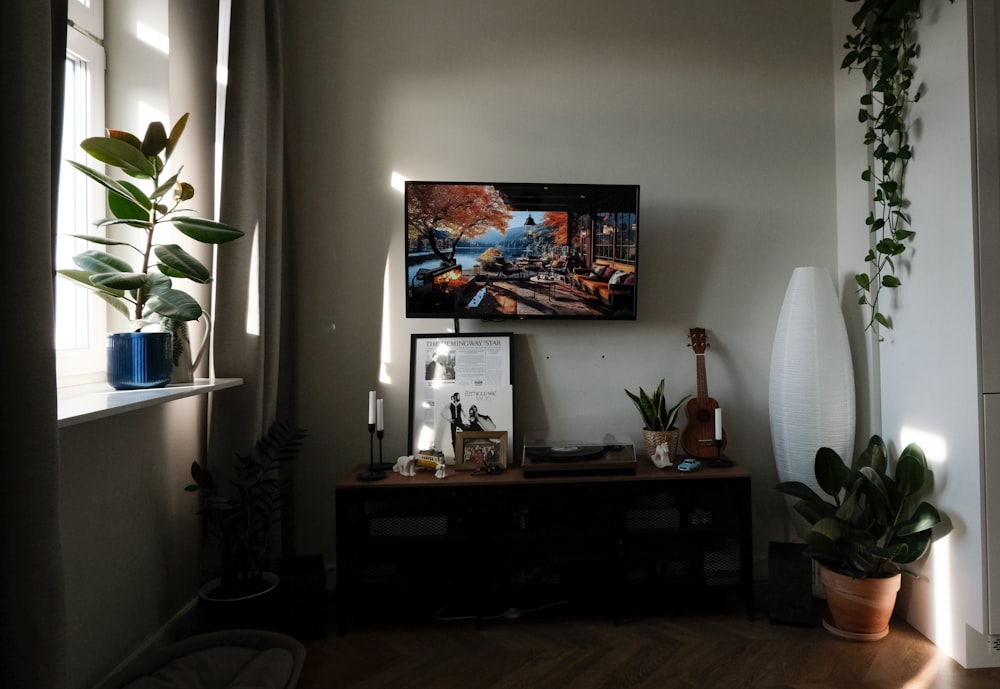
left=404, top=181, right=640, bottom=321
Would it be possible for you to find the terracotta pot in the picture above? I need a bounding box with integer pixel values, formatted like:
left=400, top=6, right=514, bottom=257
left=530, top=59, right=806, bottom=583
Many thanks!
left=819, top=565, right=900, bottom=640
left=643, top=429, right=678, bottom=464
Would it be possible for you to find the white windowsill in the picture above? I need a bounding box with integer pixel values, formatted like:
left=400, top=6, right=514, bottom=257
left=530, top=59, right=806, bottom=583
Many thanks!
left=57, top=378, right=243, bottom=428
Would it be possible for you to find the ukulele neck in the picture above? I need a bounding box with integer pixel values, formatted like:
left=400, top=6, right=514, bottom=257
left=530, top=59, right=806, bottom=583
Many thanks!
left=695, top=353, right=709, bottom=403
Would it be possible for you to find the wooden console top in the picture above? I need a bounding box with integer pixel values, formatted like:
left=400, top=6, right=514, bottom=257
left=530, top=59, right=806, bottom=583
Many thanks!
left=337, top=458, right=749, bottom=491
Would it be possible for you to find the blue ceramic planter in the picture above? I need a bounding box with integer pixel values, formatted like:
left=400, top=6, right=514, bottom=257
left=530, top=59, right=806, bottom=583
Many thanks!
left=107, top=332, right=173, bottom=390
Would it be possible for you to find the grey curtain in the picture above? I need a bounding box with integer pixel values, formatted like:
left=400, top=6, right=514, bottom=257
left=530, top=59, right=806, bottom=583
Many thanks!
left=1, top=2, right=68, bottom=688
left=211, top=0, right=296, bottom=549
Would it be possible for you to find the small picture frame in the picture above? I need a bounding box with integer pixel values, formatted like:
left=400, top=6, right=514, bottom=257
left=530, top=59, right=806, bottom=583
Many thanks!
left=455, top=431, right=508, bottom=470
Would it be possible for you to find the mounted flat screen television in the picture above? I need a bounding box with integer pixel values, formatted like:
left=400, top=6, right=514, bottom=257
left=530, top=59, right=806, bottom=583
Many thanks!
left=405, top=182, right=639, bottom=320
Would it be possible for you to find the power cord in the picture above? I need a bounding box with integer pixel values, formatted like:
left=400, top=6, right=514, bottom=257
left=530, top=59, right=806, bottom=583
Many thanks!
left=434, top=599, right=569, bottom=623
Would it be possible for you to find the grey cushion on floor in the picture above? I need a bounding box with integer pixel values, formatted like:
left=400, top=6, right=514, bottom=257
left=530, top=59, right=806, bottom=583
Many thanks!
left=95, top=630, right=306, bottom=689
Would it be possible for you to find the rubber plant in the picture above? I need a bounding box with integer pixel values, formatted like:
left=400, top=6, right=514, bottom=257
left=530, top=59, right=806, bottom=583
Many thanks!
left=841, top=0, right=951, bottom=335
left=776, top=434, right=944, bottom=578
left=58, top=113, right=244, bottom=330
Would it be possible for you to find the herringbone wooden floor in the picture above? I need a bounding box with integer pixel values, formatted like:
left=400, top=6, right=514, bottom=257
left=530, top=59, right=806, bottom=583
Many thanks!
left=300, top=593, right=1000, bottom=689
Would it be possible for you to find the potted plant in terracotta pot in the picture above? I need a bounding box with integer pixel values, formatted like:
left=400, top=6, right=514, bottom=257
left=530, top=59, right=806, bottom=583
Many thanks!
left=186, top=420, right=307, bottom=629
left=58, top=113, right=243, bottom=389
left=776, top=435, right=945, bottom=640
left=625, top=379, right=689, bottom=466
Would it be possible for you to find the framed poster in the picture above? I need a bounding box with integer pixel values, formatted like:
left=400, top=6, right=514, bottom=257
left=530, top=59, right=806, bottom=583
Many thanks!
left=408, top=333, right=513, bottom=464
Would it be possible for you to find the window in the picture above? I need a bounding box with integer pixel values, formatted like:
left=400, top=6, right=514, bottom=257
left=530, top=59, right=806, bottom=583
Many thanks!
left=56, top=1, right=106, bottom=385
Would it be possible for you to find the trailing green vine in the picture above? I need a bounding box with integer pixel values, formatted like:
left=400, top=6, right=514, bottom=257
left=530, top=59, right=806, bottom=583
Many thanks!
left=841, top=0, right=927, bottom=335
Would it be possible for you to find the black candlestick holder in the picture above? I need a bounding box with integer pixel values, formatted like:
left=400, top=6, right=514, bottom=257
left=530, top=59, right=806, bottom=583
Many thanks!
left=374, top=429, right=394, bottom=471
left=358, top=423, right=386, bottom=481
left=708, top=438, right=733, bottom=468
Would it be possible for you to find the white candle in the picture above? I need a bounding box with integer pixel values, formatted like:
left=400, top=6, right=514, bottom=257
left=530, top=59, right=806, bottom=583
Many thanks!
left=376, top=398, right=384, bottom=432
left=714, top=408, right=723, bottom=440
left=368, top=390, right=376, bottom=425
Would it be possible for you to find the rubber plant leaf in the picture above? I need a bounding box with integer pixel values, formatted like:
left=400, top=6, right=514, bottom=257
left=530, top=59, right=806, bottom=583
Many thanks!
left=154, top=244, right=211, bottom=283
left=170, top=216, right=245, bottom=244
left=79, top=136, right=156, bottom=178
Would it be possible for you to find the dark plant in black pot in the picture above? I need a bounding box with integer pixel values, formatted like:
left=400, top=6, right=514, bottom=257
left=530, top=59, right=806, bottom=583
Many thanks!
left=187, top=421, right=308, bottom=604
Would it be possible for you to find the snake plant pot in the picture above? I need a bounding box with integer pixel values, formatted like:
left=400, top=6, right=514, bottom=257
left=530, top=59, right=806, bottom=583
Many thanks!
left=642, top=429, right=678, bottom=464
left=198, top=571, right=280, bottom=631
left=820, top=565, right=901, bottom=641
left=107, top=332, right=173, bottom=390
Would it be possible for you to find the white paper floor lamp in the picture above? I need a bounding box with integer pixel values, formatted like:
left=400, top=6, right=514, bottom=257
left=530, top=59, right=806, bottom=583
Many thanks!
left=769, top=267, right=856, bottom=535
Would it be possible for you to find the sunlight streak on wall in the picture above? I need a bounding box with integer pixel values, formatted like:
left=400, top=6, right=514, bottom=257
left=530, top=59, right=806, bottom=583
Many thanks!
left=246, top=222, right=260, bottom=336
left=932, top=535, right=954, bottom=656
left=898, top=426, right=952, bottom=655
left=380, top=256, right=392, bottom=385
left=137, top=102, right=167, bottom=132
left=900, top=426, right=948, bottom=465
left=391, top=171, right=406, bottom=192
left=136, top=22, right=169, bottom=55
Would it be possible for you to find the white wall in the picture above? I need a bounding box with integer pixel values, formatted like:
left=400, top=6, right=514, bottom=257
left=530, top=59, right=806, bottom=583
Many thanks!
left=283, top=1, right=839, bottom=576
left=836, top=0, right=997, bottom=668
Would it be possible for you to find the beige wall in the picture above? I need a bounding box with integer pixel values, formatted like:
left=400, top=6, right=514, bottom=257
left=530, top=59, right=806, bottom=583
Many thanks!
left=59, top=398, right=204, bottom=689
left=283, top=1, right=838, bottom=569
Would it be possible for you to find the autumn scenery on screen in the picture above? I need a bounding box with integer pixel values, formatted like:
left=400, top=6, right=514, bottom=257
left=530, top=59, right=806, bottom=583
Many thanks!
left=405, top=182, right=639, bottom=320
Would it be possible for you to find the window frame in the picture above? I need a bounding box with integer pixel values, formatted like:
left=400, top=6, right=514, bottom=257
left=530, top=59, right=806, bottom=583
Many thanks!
left=56, top=9, right=107, bottom=386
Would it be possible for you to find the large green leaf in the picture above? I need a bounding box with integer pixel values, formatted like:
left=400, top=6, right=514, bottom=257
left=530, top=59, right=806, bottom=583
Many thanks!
left=80, top=136, right=156, bottom=178
left=66, top=234, right=133, bottom=248
left=810, top=516, right=848, bottom=543
left=57, top=268, right=127, bottom=298
left=146, top=288, right=202, bottom=321
left=67, top=160, right=140, bottom=205
left=814, top=446, right=849, bottom=498
left=108, top=187, right=151, bottom=224
left=151, top=171, right=181, bottom=203
left=895, top=501, right=941, bottom=537
left=792, top=498, right=836, bottom=526
left=166, top=113, right=189, bottom=161
left=72, top=249, right=133, bottom=274
left=170, top=216, right=244, bottom=244
left=895, top=442, right=928, bottom=497
left=154, top=244, right=211, bottom=283
left=140, top=120, right=168, bottom=158
left=91, top=272, right=149, bottom=291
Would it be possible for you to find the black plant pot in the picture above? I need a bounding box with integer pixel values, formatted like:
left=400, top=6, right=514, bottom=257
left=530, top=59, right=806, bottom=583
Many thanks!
left=198, top=571, right=280, bottom=631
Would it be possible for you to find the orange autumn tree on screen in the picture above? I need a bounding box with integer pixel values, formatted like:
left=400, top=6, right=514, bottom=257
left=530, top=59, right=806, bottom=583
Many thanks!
left=541, top=211, right=568, bottom=246
left=407, top=184, right=513, bottom=264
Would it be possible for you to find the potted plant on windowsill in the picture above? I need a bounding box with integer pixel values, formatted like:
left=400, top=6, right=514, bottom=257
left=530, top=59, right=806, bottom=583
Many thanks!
left=186, top=421, right=307, bottom=628
left=58, top=113, right=243, bottom=389
left=625, top=379, right=690, bottom=465
left=776, top=435, right=945, bottom=640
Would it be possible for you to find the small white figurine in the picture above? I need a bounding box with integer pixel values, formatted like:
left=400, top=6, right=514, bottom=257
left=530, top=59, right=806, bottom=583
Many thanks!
left=434, top=461, right=448, bottom=479
left=393, top=455, right=417, bottom=477
left=651, top=443, right=673, bottom=469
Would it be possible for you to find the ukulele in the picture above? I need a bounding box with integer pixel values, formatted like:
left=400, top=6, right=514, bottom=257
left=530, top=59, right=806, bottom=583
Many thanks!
left=681, top=327, right=727, bottom=458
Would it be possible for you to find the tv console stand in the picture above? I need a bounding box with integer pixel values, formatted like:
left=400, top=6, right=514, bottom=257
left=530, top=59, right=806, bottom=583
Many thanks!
left=335, top=460, right=752, bottom=632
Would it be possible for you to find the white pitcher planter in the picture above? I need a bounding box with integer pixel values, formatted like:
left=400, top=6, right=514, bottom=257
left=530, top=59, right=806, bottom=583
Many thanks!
left=166, top=315, right=210, bottom=384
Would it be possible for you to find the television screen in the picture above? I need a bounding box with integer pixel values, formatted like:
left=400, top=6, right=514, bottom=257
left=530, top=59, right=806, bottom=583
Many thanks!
left=405, top=182, right=639, bottom=320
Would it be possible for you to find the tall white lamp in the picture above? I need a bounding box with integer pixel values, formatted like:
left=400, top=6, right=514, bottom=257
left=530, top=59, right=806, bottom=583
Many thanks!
left=769, top=267, right=855, bottom=535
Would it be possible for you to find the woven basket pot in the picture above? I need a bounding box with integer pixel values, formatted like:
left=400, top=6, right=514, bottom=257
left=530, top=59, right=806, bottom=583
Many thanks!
left=643, top=429, right=679, bottom=464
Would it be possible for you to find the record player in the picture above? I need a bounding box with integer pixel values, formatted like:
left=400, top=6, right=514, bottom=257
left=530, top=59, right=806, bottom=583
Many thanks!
left=522, top=430, right=636, bottom=476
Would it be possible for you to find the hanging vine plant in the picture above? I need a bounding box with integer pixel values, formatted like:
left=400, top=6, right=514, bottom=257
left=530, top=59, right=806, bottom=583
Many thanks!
left=841, top=0, right=950, bottom=335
